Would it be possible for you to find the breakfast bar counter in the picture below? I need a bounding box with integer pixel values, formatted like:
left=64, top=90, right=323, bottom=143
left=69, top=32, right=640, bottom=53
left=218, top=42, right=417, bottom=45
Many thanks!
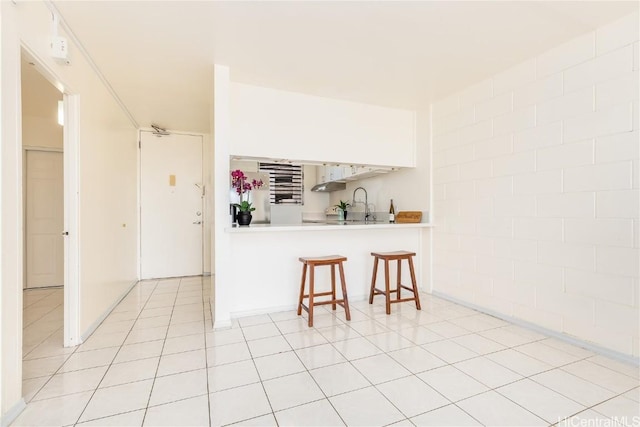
left=214, top=222, right=432, bottom=328
left=226, top=221, right=433, bottom=233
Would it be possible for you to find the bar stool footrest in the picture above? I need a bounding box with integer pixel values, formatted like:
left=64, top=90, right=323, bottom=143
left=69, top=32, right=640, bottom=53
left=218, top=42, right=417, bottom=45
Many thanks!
left=371, top=287, right=418, bottom=296
left=302, top=291, right=334, bottom=298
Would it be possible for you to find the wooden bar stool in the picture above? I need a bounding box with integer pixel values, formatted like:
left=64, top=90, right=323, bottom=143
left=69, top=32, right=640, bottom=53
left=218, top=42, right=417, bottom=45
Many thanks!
left=369, top=251, right=421, bottom=315
left=298, top=255, right=351, bottom=327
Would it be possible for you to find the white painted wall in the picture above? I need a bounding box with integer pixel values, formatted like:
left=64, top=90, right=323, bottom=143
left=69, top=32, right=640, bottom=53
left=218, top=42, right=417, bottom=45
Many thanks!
left=230, top=82, right=416, bottom=167
left=21, top=116, right=62, bottom=149
left=2, top=1, right=138, bottom=421
left=1, top=2, right=26, bottom=421
left=431, top=11, right=639, bottom=359
left=17, top=1, right=138, bottom=335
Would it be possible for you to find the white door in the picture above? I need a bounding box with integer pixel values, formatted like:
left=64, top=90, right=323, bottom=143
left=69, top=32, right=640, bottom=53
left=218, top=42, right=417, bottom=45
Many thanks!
left=25, top=150, right=64, bottom=288
left=140, top=132, right=203, bottom=279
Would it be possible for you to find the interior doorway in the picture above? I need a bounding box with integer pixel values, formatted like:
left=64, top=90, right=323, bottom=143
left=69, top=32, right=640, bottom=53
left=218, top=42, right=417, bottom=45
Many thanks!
left=20, top=47, right=81, bottom=356
left=20, top=53, right=67, bottom=368
left=21, top=54, right=65, bottom=292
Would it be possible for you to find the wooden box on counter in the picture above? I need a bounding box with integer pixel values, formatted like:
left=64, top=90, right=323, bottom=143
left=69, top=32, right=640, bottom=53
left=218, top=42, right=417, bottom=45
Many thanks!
left=395, top=211, right=422, bottom=223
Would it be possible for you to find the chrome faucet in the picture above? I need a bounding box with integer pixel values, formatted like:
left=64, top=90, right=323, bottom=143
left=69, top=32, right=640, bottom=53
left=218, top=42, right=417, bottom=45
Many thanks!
left=352, top=187, right=370, bottom=221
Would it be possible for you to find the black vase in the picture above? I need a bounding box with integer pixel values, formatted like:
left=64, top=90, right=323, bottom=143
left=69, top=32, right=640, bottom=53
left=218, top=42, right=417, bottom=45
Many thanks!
left=237, top=211, right=253, bottom=226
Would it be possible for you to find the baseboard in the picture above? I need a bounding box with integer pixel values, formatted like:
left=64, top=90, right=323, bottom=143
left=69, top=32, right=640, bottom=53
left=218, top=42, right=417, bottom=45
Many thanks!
left=213, top=319, right=232, bottom=329
left=80, top=279, right=138, bottom=342
left=1, top=398, right=26, bottom=427
left=432, top=290, right=640, bottom=367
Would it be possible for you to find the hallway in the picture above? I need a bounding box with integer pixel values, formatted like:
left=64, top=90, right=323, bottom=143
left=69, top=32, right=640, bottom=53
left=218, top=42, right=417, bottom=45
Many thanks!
left=15, top=277, right=639, bottom=426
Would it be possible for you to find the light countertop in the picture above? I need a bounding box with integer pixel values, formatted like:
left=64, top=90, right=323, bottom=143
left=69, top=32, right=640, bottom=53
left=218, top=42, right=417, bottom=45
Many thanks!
left=226, top=221, right=433, bottom=233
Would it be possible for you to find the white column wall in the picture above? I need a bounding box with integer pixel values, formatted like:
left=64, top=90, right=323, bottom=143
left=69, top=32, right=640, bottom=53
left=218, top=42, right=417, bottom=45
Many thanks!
left=431, top=11, right=639, bottom=359
left=213, top=64, right=233, bottom=327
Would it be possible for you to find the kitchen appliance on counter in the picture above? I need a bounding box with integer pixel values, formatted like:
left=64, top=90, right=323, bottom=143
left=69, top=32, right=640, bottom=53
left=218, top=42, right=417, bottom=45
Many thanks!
left=270, top=204, right=303, bottom=224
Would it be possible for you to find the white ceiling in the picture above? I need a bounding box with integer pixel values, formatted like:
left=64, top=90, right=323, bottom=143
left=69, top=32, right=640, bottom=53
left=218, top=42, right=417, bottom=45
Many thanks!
left=53, top=1, right=638, bottom=134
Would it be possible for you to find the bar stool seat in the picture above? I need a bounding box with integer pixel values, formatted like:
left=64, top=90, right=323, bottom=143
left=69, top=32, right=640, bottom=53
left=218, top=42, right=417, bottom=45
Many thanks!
left=369, top=250, right=421, bottom=314
left=298, top=255, right=351, bottom=327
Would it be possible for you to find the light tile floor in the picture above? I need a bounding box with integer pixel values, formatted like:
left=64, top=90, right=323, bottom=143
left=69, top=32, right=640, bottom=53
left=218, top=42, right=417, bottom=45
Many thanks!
left=15, top=277, right=640, bottom=426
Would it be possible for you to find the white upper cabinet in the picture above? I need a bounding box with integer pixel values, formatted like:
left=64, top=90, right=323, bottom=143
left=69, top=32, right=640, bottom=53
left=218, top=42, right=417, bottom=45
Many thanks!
left=230, top=83, right=416, bottom=167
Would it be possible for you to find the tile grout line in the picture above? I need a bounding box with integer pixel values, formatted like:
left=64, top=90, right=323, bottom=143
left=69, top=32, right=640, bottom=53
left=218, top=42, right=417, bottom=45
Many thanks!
left=336, top=308, right=474, bottom=424
left=271, top=312, right=350, bottom=427
left=304, top=299, right=608, bottom=425
left=20, top=285, right=638, bottom=427
left=256, top=298, right=544, bottom=423
left=199, top=277, right=213, bottom=427
left=73, top=279, right=160, bottom=425
left=139, top=278, right=201, bottom=424
left=75, top=280, right=210, bottom=424
left=21, top=296, right=71, bottom=402
left=231, top=315, right=279, bottom=426
left=290, top=303, right=445, bottom=423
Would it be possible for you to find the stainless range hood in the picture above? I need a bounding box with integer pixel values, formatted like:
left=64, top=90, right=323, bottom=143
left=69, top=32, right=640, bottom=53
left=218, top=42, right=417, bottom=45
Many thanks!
left=310, top=181, right=346, bottom=192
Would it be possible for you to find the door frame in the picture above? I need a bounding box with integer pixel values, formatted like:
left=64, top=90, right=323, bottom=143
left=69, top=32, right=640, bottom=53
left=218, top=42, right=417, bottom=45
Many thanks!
left=21, top=47, right=81, bottom=347
left=63, top=93, right=80, bottom=346
left=137, top=129, right=206, bottom=279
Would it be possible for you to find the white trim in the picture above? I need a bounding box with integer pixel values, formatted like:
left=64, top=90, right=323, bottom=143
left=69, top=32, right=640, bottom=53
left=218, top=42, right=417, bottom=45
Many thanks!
left=63, top=93, right=80, bottom=347
left=432, top=290, right=640, bottom=367
left=213, top=319, right=233, bottom=329
left=428, top=105, right=434, bottom=294
left=0, top=398, right=26, bottom=427
left=80, top=279, right=138, bottom=342
left=136, top=129, right=141, bottom=280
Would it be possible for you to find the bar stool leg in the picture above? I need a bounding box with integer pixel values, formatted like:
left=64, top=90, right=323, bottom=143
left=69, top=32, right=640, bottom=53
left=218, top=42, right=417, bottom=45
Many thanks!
left=369, top=257, right=379, bottom=304
left=331, top=264, right=337, bottom=311
left=408, top=256, right=421, bottom=310
left=338, top=261, right=351, bottom=321
left=308, top=265, right=315, bottom=327
left=297, top=263, right=307, bottom=315
left=384, top=259, right=391, bottom=315
left=396, top=259, right=402, bottom=300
